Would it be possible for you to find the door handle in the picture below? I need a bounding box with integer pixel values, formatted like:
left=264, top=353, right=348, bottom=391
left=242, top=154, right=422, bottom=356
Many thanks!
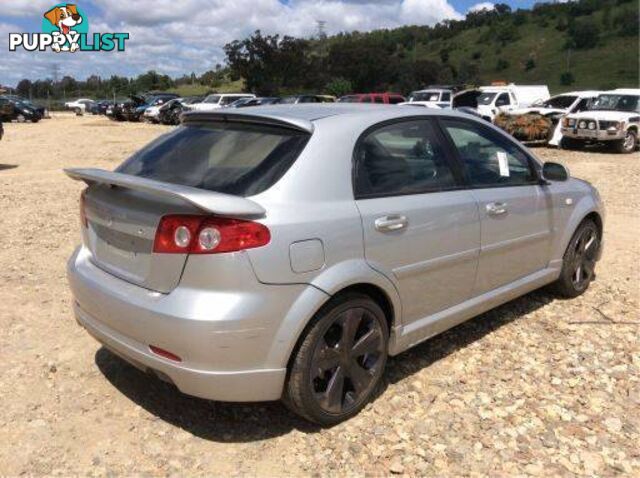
left=486, top=202, right=508, bottom=216
left=375, top=215, right=408, bottom=232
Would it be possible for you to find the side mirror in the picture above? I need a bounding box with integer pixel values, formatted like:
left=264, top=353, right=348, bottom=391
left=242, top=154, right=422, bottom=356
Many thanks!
left=542, top=162, right=569, bottom=182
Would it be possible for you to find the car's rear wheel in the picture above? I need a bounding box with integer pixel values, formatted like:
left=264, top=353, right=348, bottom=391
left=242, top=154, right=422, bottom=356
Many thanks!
left=613, top=129, right=637, bottom=154
left=284, top=293, right=388, bottom=425
left=553, top=219, right=600, bottom=298
left=16, top=114, right=25, bottom=123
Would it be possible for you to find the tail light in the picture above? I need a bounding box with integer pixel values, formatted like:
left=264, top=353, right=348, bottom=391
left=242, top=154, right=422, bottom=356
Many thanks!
left=153, top=215, right=270, bottom=254
left=80, top=190, right=88, bottom=228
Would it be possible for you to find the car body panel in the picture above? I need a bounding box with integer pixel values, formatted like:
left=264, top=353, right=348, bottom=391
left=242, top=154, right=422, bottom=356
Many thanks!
left=66, top=104, right=605, bottom=402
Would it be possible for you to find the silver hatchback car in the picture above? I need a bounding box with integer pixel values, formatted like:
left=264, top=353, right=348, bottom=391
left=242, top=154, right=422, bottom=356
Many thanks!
left=67, top=104, right=604, bottom=424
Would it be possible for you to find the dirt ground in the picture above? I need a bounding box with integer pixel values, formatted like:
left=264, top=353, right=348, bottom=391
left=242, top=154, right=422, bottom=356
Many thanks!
left=0, top=114, right=638, bottom=476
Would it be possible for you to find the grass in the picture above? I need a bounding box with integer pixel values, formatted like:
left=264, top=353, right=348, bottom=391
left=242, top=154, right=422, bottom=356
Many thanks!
left=167, top=79, right=246, bottom=97
left=415, top=4, right=638, bottom=94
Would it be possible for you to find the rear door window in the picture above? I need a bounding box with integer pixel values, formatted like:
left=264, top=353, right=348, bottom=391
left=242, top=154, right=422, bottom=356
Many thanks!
left=117, top=122, right=310, bottom=197
left=354, top=120, right=458, bottom=198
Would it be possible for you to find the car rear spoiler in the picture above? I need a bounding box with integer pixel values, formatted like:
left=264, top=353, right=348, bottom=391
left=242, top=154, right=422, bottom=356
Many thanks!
left=182, top=111, right=314, bottom=133
left=64, top=168, right=266, bottom=217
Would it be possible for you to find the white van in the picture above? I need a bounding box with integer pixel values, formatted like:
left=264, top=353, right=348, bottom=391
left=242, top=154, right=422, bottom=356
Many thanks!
left=189, top=93, right=256, bottom=112
left=455, top=84, right=550, bottom=122
left=401, top=89, right=453, bottom=109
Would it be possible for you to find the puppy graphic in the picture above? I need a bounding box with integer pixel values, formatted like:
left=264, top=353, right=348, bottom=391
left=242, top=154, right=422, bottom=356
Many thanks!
left=43, top=4, right=83, bottom=52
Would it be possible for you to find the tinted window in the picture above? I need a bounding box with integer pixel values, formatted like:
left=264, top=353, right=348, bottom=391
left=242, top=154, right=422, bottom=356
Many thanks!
left=572, top=98, right=592, bottom=112
left=496, top=93, right=510, bottom=106
left=442, top=119, right=535, bottom=187
left=373, top=96, right=384, bottom=104
left=117, top=122, right=310, bottom=197
left=389, top=96, right=405, bottom=104
left=355, top=120, right=457, bottom=198
left=477, top=93, right=497, bottom=105
left=203, top=95, right=221, bottom=104
left=543, top=95, right=577, bottom=109
left=441, top=92, right=451, bottom=102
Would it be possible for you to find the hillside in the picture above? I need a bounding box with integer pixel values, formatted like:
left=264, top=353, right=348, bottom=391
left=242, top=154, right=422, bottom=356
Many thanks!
left=411, top=2, right=638, bottom=92
left=225, top=0, right=639, bottom=96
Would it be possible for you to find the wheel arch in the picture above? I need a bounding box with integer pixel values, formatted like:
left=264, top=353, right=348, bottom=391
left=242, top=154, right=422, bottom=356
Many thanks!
left=553, top=200, right=604, bottom=268
left=266, top=260, right=403, bottom=370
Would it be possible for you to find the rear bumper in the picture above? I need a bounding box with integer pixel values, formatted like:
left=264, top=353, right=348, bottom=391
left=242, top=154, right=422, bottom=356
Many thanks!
left=67, top=246, right=311, bottom=402
left=73, top=301, right=286, bottom=401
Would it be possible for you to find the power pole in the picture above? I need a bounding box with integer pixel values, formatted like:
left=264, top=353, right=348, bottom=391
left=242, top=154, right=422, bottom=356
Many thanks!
left=316, top=20, right=327, bottom=40
left=52, top=63, right=60, bottom=83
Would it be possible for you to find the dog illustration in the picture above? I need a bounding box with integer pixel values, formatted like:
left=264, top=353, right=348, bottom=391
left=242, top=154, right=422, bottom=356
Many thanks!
left=43, top=4, right=83, bottom=52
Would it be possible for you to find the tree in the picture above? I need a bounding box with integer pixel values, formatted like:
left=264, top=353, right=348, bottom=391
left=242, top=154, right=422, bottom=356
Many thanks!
left=525, top=57, right=536, bottom=71
left=495, top=58, right=510, bottom=71
left=565, top=19, right=600, bottom=49
left=224, top=31, right=311, bottom=95
left=560, top=71, right=575, bottom=86
left=325, top=77, right=352, bottom=97
left=16, top=79, right=32, bottom=98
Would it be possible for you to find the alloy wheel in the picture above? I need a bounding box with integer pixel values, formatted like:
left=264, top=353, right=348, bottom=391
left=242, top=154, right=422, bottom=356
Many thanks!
left=571, top=226, right=598, bottom=290
left=310, top=307, right=385, bottom=415
left=623, top=132, right=635, bottom=152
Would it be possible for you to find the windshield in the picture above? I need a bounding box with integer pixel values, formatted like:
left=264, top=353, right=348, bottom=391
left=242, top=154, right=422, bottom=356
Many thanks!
left=117, top=122, right=310, bottom=196
left=411, top=91, right=440, bottom=102
left=591, top=94, right=640, bottom=112
left=338, top=95, right=360, bottom=103
left=279, top=96, right=299, bottom=104
left=203, top=95, right=221, bottom=104
left=476, top=93, right=497, bottom=105
left=542, top=95, right=578, bottom=109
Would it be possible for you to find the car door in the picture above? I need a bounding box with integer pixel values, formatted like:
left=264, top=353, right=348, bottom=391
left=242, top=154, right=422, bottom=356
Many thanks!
left=354, top=119, right=481, bottom=325
left=440, top=118, right=553, bottom=295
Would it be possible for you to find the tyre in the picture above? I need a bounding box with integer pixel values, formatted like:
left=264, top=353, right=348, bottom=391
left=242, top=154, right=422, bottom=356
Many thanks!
left=552, top=219, right=600, bottom=298
left=284, top=293, right=389, bottom=425
left=74, top=107, right=82, bottom=116
left=613, top=129, right=637, bottom=154
left=560, top=137, right=583, bottom=150
left=16, top=114, right=25, bottom=123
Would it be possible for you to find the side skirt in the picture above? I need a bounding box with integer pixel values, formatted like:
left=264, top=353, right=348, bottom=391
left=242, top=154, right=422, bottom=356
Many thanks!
left=388, top=266, right=561, bottom=356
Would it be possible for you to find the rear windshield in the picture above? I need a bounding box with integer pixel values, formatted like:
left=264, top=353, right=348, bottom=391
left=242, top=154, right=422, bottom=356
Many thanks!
left=117, top=122, right=310, bottom=196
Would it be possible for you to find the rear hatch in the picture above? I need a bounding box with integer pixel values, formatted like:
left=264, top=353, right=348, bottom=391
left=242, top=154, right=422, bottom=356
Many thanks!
left=82, top=185, right=194, bottom=292
left=66, top=114, right=311, bottom=293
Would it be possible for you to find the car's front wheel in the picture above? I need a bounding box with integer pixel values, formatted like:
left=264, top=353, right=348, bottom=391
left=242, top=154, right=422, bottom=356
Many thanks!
left=284, top=293, right=388, bottom=425
left=613, top=129, right=637, bottom=154
left=553, top=219, right=600, bottom=298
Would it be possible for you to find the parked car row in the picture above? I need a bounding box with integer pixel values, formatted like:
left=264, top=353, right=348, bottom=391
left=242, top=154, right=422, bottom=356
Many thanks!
left=70, top=85, right=639, bottom=154
left=0, top=95, right=48, bottom=123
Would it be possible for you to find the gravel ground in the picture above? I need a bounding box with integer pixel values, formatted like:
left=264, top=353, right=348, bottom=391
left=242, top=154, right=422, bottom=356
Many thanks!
left=0, top=114, right=638, bottom=476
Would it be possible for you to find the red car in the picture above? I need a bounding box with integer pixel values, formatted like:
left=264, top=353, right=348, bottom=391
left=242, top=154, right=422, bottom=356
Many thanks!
left=338, top=93, right=406, bottom=104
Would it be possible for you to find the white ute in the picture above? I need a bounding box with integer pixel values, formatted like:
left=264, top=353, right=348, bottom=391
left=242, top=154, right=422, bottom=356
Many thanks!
left=560, top=89, right=640, bottom=154
left=471, top=84, right=550, bottom=122
left=188, top=93, right=256, bottom=112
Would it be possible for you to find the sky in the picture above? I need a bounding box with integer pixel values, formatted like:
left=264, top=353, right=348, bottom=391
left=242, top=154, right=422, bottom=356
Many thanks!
left=0, top=0, right=540, bottom=86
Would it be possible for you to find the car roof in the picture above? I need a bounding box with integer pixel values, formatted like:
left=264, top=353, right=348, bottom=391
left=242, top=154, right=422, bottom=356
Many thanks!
left=608, top=88, right=640, bottom=95
left=560, top=90, right=602, bottom=97
left=183, top=103, right=469, bottom=133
